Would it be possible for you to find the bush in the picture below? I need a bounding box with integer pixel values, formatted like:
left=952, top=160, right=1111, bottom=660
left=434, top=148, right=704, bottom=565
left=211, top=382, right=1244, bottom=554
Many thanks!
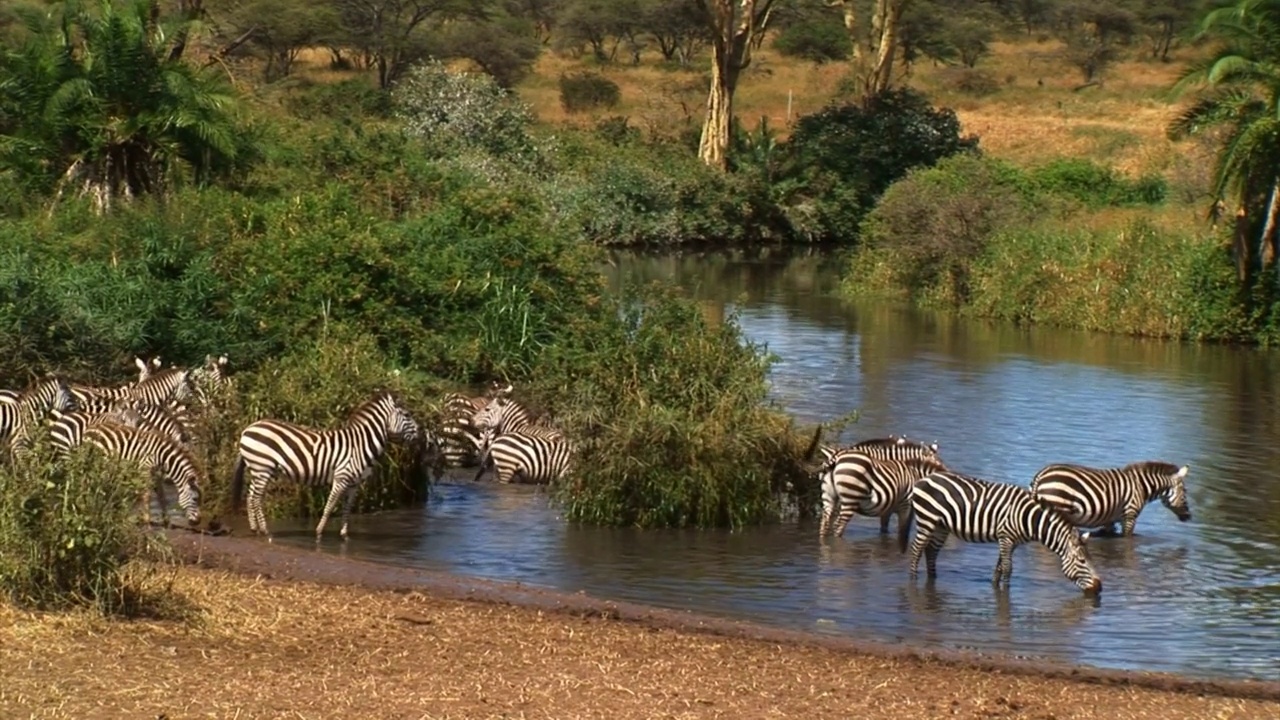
left=773, top=18, right=852, bottom=64
left=1029, top=158, right=1167, bottom=208
left=559, top=72, right=621, bottom=114
left=779, top=88, right=981, bottom=242
left=854, top=154, right=1045, bottom=303
left=285, top=78, right=392, bottom=121
left=0, top=434, right=171, bottom=614
left=534, top=284, right=817, bottom=528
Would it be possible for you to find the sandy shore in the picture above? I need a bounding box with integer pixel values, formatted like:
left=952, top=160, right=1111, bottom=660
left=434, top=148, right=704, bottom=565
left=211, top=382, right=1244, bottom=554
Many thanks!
left=0, top=531, right=1277, bottom=719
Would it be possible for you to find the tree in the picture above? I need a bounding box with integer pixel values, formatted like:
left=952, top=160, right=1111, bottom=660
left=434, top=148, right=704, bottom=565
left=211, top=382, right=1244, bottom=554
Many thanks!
left=213, top=0, right=340, bottom=81
left=647, top=0, right=709, bottom=66
left=698, top=0, right=776, bottom=171
left=435, top=14, right=542, bottom=86
left=831, top=0, right=912, bottom=101
left=1055, top=2, right=1138, bottom=84
left=0, top=0, right=243, bottom=213
left=1138, top=0, right=1197, bottom=62
left=773, top=15, right=851, bottom=63
left=1169, top=0, right=1280, bottom=283
left=333, top=0, right=486, bottom=89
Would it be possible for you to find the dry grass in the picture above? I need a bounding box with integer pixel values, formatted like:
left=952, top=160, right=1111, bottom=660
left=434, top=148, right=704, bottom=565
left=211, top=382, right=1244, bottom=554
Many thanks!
left=279, top=35, right=1199, bottom=181
left=0, top=564, right=1275, bottom=719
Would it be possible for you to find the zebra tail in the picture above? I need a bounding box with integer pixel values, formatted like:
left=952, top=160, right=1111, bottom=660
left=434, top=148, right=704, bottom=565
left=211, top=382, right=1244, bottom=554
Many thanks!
left=802, top=424, right=823, bottom=462
left=230, top=456, right=247, bottom=512
left=897, top=505, right=915, bottom=554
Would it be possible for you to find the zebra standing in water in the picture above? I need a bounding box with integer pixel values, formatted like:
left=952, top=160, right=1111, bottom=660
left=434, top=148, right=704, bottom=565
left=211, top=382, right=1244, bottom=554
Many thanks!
left=815, top=436, right=942, bottom=537
left=901, top=470, right=1102, bottom=595
left=824, top=452, right=950, bottom=538
left=231, top=391, right=422, bottom=541
left=2, top=376, right=75, bottom=460
left=83, top=422, right=203, bottom=527
left=1030, top=461, right=1191, bottom=537
left=433, top=381, right=513, bottom=479
left=475, top=425, right=573, bottom=485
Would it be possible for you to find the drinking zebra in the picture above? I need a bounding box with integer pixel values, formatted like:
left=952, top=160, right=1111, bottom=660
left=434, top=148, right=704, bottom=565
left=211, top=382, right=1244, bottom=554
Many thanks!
left=2, top=376, right=75, bottom=460
left=816, top=435, right=942, bottom=537
left=823, top=452, right=950, bottom=538
left=475, top=425, right=573, bottom=485
left=83, top=422, right=203, bottom=527
left=1030, top=461, right=1191, bottom=537
left=433, top=381, right=514, bottom=479
left=231, top=391, right=422, bottom=541
left=900, top=470, right=1102, bottom=595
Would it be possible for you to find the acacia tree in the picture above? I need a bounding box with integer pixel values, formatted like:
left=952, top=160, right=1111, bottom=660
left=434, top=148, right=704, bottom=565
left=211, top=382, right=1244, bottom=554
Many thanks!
left=334, top=0, right=486, bottom=89
left=1169, top=0, right=1280, bottom=283
left=830, top=0, right=912, bottom=101
left=698, top=0, right=776, bottom=171
left=0, top=0, right=242, bottom=213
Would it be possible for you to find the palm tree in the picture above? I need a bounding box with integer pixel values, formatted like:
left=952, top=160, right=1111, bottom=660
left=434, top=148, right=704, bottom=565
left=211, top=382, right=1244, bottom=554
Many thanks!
left=1168, top=0, right=1280, bottom=284
left=0, top=0, right=242, bottom=213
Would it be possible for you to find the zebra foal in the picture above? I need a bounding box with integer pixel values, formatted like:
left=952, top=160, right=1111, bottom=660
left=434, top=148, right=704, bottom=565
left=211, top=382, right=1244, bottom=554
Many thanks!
left=1030, top=461, right=1191, bottom=537
left=901, top=470, right=1102, bottom=595
left=231, top=391, right=422, bottom=541
left=83, top=422, right=203, bottom=527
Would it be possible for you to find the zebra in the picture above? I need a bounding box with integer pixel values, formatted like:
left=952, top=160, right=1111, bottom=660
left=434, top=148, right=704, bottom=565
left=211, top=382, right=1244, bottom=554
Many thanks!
left=474, top=425, right=573, bottom=485
left=2, top=376, right=75, bottom=460
left=134, top=356, right=162, bottom=382
left=190, top=354, right=231, bottom=404
left=823, top=452, right=950, bottom=538
left=900, top=470, right=1102, bottom=595
left=471, top=393, right=535, bottom=437
left=70, top=366, right=196, bottom=408
left=230, top=391, right=422, bottom=541
left=816, top=435, right=943, bottom=536
left=1030, top=461, right=1191, bottom=537
left=48, top=401, right=187, bottom=455
left=433, top=381, right=514, bottom=479
left=82, top=422, right=203, bottom=527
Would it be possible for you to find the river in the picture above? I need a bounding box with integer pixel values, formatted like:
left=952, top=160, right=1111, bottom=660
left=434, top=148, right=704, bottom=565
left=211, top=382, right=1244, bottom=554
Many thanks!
left=259, top=245, right=1280, bottom=683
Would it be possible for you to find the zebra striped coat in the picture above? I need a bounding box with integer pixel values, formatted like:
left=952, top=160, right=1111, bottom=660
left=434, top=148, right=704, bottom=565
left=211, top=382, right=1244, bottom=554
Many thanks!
left=1030, top=461, right=1191, bottom=536
left=471, top=394, right=535, bottom=437
left=231, top=391, right=421, bottom=541
left=2, top=376, right=75, bottom=460
left=431, top=381, right=515, bottom=479
left=816, top=435, right=943, bottom=536
left=823, top=453, right=949, bottom=538
left=475, top=426, right=573, bottom=485
left=83, top=422, right=203, bottom=527
left=901, top=470, right=1102, bottom=595
left=71, top=366, right=196, bottom=408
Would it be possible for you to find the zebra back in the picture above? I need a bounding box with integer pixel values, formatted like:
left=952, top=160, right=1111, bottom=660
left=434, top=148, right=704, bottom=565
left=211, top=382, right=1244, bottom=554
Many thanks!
left=84, top=422, right=203, bottom=525
left=48, top=406, right=146, bottom=455
left=909, top=470, right=1100, bottom=593
left=482, top=430, right=574, bottom=484
left=822, top=452, right=947, bottom=536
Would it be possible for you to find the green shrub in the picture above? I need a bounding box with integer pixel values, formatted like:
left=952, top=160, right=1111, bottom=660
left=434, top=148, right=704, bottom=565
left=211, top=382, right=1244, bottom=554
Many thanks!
left=559, top=72, right=622, bottom=114
left=534, top=284, right=817, bottom=528
left=1028, top=158, right=1167, bottom=208
left=773, top=18, right=852, bottom=64
left=0, top=433, right=171, bottom=615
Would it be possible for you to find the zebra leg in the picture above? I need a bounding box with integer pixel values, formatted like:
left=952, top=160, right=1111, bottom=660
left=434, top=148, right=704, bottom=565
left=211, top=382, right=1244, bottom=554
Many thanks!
left=878, top=512, right=892, bottom=535
left=339, top=468, right=373, bottom=540
left=994, top=536, right=1016, bottom=588
left=907, top=524, right=932, bottom=579
left=1121, top=511, right=1139, bottom=537
left=150, top=469, right=171, bottom=529
left=924, top=534, right=946, bottom=579
left=833, top=502, right=858, bottom=537
left=245, top=471, right=271, bottom=539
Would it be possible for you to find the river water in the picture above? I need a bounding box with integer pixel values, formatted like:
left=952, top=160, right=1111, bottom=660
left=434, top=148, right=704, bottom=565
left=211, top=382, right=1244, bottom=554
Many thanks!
left=261, top=246, right=1280, bottom=683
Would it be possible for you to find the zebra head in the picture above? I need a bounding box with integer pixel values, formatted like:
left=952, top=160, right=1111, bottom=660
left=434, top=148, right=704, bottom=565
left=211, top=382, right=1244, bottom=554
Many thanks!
left=1058, top=525, right=1103, bottom=596
left=383, top=394, right=421, bottom=444
left=167, top=450, right=203, bottom=526
left=472, top=395, right=508, bottom=431
left=1161, top=465, right=1192, bottom=522
left=24, top=375, right=74, bottom=418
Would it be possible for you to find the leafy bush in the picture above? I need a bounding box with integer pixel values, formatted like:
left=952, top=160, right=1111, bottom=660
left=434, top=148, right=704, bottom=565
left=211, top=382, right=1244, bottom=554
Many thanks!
left=1028, top=158, right=1167, bottom=208
left=559, top=72, right=621, bottom=114
left=854, top=154, right=1046, bottom=303
left=534, top=285, right=816, bottom=528
left=0, top=434, right=171, bottom=614
left=773, top=18, right=852, bottom=64
left=778, top=88, right=981, bottom=242
left=286, top=78, right=392, bottom=121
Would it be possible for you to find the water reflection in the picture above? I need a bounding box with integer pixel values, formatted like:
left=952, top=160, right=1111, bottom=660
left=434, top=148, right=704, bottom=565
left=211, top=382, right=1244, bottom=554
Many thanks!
left=261, top=246, right=1280, bottom=682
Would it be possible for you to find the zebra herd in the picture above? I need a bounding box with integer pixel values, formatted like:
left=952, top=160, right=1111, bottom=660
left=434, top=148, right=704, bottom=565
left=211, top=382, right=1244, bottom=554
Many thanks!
left=0, top=355, right=231, bottom=527
left=813, top=434, right=1193, bottom=595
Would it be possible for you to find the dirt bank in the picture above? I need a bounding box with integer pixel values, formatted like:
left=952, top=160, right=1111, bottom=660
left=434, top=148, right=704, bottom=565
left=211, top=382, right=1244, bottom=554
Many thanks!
left=0, top=531, right=1276, bottom=719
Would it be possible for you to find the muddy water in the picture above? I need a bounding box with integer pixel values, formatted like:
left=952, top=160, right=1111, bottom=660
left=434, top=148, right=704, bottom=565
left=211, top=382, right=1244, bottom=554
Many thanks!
left=258, top=246, right=1280, bottom=683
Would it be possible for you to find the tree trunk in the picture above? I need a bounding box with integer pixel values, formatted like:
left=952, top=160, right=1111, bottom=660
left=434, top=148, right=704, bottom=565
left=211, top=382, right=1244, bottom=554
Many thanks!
left=833, top=0, right=910, bottom=102
left=1261, top=179, right=1280, bottom=271
left=698, top=0, right=774, bottom=171
left=1234, top=205, right=1252, bottom=284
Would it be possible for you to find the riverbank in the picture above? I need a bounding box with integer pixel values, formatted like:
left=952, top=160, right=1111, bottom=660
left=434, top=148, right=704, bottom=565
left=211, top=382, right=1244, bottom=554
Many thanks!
left=1, top=532, right=1275, bottom=719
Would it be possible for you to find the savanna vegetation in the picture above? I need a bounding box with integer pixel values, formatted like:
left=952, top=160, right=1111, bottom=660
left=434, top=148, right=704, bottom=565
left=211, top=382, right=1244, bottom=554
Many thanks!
left=1, top=0, right=1277, bottom=612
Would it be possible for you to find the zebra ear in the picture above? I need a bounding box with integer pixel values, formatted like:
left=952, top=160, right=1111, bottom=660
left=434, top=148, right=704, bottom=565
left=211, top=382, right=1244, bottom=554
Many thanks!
left=217, top=355, right=228, bottom=366
left=1175, top=465, right=1189, bottom=479
left=134, top=357, right=147, bottom=371
left=152, top=357, right=162, bottom=369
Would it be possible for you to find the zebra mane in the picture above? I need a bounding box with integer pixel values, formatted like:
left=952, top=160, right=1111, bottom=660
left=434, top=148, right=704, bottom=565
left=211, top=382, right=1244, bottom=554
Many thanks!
left=351, top=390, right=400, bottom=418
left=1122, top=460, right=1183, bottom=476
